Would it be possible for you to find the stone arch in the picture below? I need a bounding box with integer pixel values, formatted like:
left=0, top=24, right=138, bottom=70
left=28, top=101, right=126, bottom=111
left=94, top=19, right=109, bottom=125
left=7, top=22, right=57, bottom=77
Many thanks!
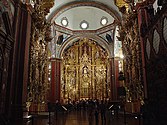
left=58, top=35, right=113, bottom=58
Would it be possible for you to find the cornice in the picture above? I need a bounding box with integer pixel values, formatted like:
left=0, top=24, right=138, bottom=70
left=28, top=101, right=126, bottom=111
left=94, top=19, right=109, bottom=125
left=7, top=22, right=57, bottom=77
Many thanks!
left=53, top=22, right=117, bottom=36
left=50, top=57, right=62, bottom=61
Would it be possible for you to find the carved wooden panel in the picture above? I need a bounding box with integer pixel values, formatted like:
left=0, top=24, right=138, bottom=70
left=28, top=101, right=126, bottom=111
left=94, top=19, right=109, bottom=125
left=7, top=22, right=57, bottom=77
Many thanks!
left=153, top=29, right=160, bottom=54
left=146, top=38, right=151, bottom=59
left=0, top=32, right=12, bottom=114
left=143, top=7, right=167, bottom=123
left=163, top=17, right=167, bottom=44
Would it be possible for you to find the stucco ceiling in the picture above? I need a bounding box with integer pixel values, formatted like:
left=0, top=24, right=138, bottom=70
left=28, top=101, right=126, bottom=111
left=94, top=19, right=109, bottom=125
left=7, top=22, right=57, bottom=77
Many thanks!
left=47, top=0, right=123, bottom=31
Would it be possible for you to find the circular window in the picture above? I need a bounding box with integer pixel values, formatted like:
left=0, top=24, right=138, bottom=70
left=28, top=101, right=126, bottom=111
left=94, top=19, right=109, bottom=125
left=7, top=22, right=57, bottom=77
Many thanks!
left=100, top=17, right=108, bottom=26
left=80, top=20, right=89, bottom=29
left=61, top=17, right=68, bottom=27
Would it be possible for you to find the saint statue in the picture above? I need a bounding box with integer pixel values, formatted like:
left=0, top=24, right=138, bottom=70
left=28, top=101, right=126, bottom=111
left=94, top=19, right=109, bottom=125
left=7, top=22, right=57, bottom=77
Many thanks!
left=82, top=65, right=89, bottom=77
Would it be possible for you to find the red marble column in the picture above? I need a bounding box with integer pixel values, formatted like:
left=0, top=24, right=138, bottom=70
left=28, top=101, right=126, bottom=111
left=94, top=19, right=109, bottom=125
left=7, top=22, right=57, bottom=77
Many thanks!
left=109, top=58, right=113, bottom=100
left=50, top=58, right=62, bottom=103
left=110, top=57, right=119, bottom=100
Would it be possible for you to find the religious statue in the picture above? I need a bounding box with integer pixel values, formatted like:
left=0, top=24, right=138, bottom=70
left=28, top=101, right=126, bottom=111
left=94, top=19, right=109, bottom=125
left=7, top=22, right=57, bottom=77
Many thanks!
left=82, top=65, right=89, bottom=77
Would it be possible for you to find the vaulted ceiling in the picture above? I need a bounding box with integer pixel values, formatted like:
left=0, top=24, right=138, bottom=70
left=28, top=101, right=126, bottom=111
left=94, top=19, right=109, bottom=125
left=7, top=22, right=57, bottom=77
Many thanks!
left=46, top=0, right=127, bottom=31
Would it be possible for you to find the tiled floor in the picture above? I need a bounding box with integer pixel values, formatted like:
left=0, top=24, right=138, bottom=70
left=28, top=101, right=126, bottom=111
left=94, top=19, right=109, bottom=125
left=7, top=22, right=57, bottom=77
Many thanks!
left=23, top=109, right=142, bottom=125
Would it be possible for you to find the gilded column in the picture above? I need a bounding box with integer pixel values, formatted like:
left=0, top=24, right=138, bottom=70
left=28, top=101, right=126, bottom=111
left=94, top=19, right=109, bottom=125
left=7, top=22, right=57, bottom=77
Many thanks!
left=76, top=66, right=79, bottom=100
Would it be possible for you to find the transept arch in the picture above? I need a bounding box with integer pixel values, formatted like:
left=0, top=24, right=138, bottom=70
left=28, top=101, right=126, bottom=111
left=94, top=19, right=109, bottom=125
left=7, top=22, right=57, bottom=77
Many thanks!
left=58, top=35, right=113, bottom=59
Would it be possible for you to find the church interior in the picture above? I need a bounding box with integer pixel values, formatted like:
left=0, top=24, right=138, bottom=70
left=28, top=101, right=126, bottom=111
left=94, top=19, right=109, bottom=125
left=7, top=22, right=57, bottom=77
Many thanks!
left=0, top=0, right=167, bottom=125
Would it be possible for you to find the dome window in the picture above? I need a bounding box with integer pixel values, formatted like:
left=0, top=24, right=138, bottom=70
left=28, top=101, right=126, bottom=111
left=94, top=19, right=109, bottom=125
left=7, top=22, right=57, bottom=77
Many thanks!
left=100, top=17, right=108, bottom=26
left=61, top=17, right=68, bottom=27
left=80, top=20, right=89, bottom=29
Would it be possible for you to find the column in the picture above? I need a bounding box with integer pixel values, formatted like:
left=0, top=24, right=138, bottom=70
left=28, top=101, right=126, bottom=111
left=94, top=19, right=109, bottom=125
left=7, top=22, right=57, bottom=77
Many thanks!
left=50, top=58, right=62, bottom=103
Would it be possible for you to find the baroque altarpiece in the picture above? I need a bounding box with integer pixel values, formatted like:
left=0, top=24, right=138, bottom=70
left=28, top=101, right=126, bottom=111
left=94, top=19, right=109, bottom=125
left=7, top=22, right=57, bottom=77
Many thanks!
left=61, top=38, right=111, bottom=101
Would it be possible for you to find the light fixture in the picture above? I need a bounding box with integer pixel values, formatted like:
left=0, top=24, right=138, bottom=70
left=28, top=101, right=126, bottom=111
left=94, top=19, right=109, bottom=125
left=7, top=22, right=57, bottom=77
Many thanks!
left=100, top=16, right=108, bottom=26
left=48, top=64, right=51, bottom=69
left=30, top=1, right=35, bottom=7
left=120, top=54, right=124, bottom=59
left=61, top=17, right=68, bottom=27
left=80, top=20, right=89, bottom=29
left=52, top=55, right=55, bottom=58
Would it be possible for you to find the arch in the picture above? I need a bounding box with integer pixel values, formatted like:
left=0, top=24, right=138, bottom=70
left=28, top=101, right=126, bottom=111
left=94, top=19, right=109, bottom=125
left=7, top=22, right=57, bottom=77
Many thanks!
left=47, top=1, right=121, bottom=23
left=58, top=35, right=113, bottom=58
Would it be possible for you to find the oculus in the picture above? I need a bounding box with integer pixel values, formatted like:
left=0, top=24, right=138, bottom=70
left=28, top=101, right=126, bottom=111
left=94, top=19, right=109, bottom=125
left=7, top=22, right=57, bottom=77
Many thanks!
left=80, top=20, right=89, bottom=29
left=61, top=17, right=68, bottom=27
left=100, top=16, right=108, bottom=26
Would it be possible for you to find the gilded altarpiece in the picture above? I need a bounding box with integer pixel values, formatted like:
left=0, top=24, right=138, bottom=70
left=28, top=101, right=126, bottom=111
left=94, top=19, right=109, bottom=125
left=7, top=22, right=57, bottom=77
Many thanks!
left=27, top=2, right=53, bottom=111
left=118, top=8, right=144, bottom=112
left=61, top=38, right=111, bottom=101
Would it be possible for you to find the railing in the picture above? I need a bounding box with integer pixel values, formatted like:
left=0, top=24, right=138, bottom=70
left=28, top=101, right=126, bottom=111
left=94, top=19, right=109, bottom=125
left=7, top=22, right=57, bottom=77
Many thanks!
left=23, top=104, right=68, bottom=125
